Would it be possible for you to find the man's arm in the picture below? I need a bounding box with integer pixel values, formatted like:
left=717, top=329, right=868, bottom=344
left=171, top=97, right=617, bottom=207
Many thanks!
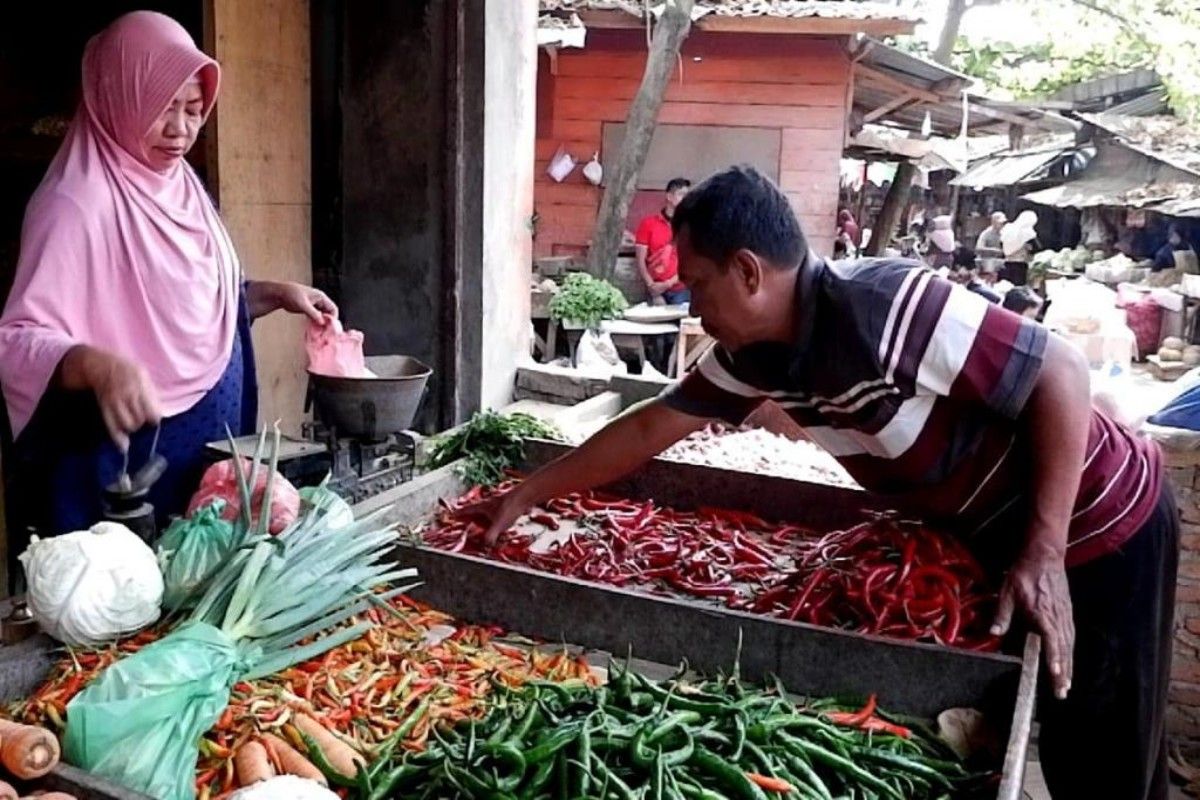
left=468, top=399, right=708, bottom=543
left=991, top=333, right=1089, bottom=699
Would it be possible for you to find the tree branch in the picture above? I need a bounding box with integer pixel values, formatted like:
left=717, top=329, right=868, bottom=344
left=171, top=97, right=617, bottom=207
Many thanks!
left=1065, top=0, right=1149, bottom=43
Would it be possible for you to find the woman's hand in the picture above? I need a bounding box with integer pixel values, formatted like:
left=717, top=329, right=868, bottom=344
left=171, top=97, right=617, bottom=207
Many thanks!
left=246, top=281, right=338, bottom=322
left=60, top=346, right=162, bottom=452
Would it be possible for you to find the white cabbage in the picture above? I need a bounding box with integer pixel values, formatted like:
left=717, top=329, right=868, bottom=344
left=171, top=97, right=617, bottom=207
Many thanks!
left=19, top=521, right=163, bottom=646
left=230, top=776, right=340, bottom=800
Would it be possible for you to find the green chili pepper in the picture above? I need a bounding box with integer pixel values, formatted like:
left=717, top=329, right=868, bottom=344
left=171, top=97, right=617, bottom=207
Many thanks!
left=688, top=745, right=769, bottom=800
left=781, top=734, right=904, bottom=800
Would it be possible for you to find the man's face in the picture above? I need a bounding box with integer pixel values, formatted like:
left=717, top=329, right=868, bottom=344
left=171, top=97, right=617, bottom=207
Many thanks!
left=665, top=186, right=689, bottom=213
left=991, top=214, right=1007, bottom=231
left=676, top=228, right=761, bottom=351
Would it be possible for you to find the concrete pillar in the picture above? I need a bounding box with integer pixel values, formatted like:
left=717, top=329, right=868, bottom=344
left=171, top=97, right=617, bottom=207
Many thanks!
left=479, top=1, right=537, bottom=410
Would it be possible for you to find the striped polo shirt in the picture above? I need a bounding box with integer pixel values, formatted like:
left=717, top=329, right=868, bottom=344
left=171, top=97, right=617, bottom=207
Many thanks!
left=663, top=257, right=1162, bottom=569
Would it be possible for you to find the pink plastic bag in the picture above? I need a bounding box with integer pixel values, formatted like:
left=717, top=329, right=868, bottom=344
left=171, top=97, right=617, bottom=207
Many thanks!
left=306, top=315, right=375, bottom=378
left=187, top=458, right=301, bottom=535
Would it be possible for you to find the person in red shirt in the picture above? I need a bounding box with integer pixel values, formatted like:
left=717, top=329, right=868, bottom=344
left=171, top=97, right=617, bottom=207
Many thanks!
left=635, top=178, right=691, bottom=305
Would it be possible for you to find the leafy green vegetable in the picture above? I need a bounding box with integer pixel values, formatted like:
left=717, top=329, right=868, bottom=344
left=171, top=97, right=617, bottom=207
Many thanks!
left=548, top=272, right=628, bottom=330
left=426, top=411, right=560, bottom=487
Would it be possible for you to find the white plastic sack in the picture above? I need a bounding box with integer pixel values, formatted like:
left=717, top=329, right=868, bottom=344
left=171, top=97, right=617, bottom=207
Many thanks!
left=582, top=153, right=603, bottom=185
left=1000, top=211, right=1038, bottom=258
left=546, top=146, right=576, bottom=182
left=20, top=522, right=163, bottom=646
left=575, top=329, right=624, bottom=377
left=230, top=776, right=339, bottom=800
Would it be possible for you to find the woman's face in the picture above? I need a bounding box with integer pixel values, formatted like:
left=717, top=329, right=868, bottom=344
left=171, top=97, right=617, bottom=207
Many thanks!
left=143, top=78, right=204, bottom=171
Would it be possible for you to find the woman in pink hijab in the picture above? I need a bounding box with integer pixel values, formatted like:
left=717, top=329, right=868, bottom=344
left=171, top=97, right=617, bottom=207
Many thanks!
left=0, top=11, right=335, bottom=542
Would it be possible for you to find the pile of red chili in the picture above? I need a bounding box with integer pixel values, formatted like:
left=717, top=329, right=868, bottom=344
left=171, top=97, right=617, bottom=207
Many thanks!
left=422, top=482, right=999, bottom=651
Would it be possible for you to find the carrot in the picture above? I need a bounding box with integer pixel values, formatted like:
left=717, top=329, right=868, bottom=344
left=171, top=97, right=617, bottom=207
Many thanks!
left=293, top=713, right=364, bottom=780
left=260, top=733, right=327, bottom=786
left=746, top=772, right=795, bottom=793
left=0, top=719, right=60, bottom=779
left=234, top=740, right=273, bottom=787
left=0, top=781, right=15, bottom=800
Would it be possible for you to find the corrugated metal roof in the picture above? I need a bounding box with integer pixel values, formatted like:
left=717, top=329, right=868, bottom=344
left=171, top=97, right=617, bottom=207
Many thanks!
left=1106, top=90, right=1170, bottom=117
left=1023, top=140, right=1200, bottom=217
left=538, top=0, right=920, bottom=22
left=1079, top=113, right=1200, bottom=177
left=857, top=36, right=971, bottom=86
left=950, top=143, right=1085, bottom=188
left=1049, top=68, right=1160, bottom=105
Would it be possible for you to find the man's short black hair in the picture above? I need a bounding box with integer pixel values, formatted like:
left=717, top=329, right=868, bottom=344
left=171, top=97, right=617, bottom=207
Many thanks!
left=666, top=177, right=691, bottom=193
left=1002, top=286, right=1042, bottom=315
left=670, top=166, right=806, bottom=269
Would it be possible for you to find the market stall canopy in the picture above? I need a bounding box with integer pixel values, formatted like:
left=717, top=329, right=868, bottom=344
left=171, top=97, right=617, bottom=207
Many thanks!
left=1023, top=139, right=1200, bottom=218
left=846, top=127, right=973, bottom=171
left=848, top=39, right=1078, bottom=138
left=1078, top=113, right=1200, bottom=179
left=950, top=137, right=1093, bottom=188
left=538, top=0, right=920, bottom=36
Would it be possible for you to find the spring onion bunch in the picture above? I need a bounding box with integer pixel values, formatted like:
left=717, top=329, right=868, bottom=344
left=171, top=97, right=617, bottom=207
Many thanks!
left=189, top=425, right=419, bottom=678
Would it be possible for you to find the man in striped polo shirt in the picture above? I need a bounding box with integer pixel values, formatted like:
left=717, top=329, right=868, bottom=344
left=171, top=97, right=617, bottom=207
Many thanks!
left=470, top=167, right=1176, bottom=800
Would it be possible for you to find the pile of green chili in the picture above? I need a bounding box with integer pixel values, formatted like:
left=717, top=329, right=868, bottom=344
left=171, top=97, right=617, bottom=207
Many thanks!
left=346, top=659, right=995, bottom=800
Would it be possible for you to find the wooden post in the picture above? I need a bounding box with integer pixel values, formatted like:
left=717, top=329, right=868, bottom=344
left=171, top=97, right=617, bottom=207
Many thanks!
left=865, top=161, right=917, bottom=256
left=587, top=0, right=694, bottom=280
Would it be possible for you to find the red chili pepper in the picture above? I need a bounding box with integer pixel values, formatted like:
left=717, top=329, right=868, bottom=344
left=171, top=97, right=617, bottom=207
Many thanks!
left=858, top=716, right=912, bottom=739
left=829, top=694, right=876, bottom=726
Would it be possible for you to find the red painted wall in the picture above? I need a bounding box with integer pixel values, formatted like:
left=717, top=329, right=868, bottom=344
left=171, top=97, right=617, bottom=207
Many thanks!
left=534, top=30, right=850, bottom=259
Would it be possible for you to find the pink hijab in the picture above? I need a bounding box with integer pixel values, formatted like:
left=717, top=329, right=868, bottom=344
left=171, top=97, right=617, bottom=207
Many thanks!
left=0, top=11, right=240, bottom=439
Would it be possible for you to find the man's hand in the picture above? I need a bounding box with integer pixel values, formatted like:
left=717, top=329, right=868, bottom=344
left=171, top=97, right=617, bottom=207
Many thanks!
left=649, top=280, right=675, bottom=296
left=991, top=544, right=1075, bottom=699
left=456, top=489, right=531, bottom=547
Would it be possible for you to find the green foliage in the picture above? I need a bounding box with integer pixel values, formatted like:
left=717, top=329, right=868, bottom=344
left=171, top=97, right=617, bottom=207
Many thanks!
left=548, top=272, right=629, bottom=330
left=426, top=411, right=561, bottom=487
left=894, top=0, right=1200, bottom=121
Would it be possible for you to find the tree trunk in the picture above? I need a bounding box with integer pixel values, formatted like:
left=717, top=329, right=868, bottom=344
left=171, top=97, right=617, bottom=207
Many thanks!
left=933, top=0, right=968, bottom=65
left=588, top=0, right=694, bottom=280
left=865, top=161, right=918, bottom=257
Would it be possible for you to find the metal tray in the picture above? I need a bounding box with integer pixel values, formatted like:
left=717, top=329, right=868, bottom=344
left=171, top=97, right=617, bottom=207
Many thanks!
left=359, top=447, right=1039, bottom=800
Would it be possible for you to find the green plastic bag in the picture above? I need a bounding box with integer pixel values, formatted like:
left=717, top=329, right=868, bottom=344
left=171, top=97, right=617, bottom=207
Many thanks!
left=157, top=502, right=237, bottom=611
left=63, top=622, right=254, bottom=800
left=298, top=482, right=354, bottom=531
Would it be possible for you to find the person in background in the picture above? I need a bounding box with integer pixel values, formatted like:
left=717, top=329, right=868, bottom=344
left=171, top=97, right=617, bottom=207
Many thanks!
left=1003, top=286, right=1044, bottom=319
left=1000, top=210, right=1039, bottom=286
left=951, top=246, right=1001, bottom=303
left=975, top=211, right=1007, bottom=261
left=635, top=178, right=692, bottom=305
left=832, top=238, right=850, bottom=260
left=0, top=12, right=336, bottom=544
left=927, top=215, right=956, bottom=271
left=465, top=166, right=1175, bottom=800
left=1154, top=224, right=1198, bottom=273
left=837, top=208, right=861, bottom=249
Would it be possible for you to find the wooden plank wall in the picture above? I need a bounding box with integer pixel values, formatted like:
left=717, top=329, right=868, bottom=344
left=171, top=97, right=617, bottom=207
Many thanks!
left=534, top=30, right=850, bottom=259
left=206, top=0, right=312, bottom=433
